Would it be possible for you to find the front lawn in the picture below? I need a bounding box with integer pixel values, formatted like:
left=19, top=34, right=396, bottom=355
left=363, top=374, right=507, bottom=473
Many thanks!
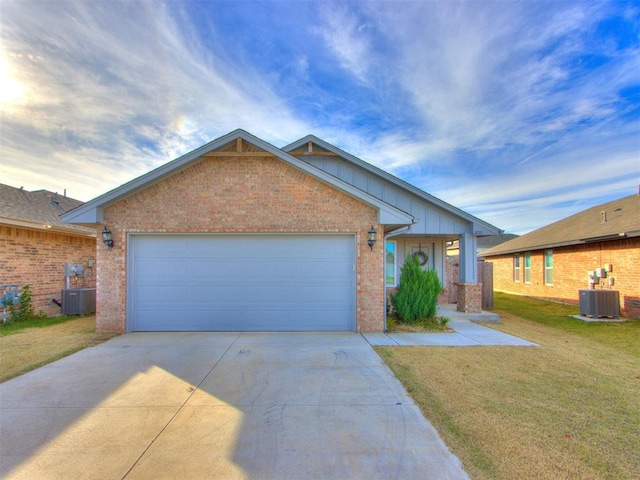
left=0, top=316, right=118, bottom=383
left=376, top=293, right=640, bottom=480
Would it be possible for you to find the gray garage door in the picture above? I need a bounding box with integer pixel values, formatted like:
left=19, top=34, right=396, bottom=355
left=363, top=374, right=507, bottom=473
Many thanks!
left=129, top=234, right=355, bottom=332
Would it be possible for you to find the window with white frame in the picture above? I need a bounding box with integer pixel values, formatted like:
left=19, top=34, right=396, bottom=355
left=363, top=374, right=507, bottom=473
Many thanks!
left=385, top=241, right=397, bottom=287
left=544, top=250, right=553, bottom=285
left=514, top=254, right=520, bottom=282
left=524, top=252, right=531, bottom=284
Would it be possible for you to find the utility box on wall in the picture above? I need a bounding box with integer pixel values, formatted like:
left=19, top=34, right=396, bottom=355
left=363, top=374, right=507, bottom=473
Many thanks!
left=579, top=289, right=620, bottom=318
left=61, top=288, right=96, bottom=315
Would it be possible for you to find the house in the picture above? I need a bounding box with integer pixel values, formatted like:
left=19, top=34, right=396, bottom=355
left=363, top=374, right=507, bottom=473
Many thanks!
left=483, top=193, right=640, bottom=318
left=0, top=184, right=96, bottom=316
left=62, top=129, right=501, bottom=333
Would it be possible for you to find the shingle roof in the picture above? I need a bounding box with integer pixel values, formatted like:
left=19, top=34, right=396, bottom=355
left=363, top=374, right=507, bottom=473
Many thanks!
left=0, top=183, right=95, bottom=236
left=483, top=194, right=640, bottom=256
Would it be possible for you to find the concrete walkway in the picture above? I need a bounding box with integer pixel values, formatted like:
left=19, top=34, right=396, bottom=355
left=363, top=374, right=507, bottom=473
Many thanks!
left=1, top=332, right=470, bottom=480
left=364, top=320, right=537, bottom=347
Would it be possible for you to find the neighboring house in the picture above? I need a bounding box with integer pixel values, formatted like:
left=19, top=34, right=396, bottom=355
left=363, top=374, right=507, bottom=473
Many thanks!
left=0, top=184, right=97, bottom=316
left=62, top=129, right=501, bottom=333
left=483, top=194, right=640, bottom=318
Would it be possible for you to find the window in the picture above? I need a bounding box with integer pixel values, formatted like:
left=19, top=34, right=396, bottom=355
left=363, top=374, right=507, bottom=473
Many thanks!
left=385, top=241, right=397, bottom=286
left=513, top=254, right=520, bottom=282
left=544, top=250, right=553, bottom=285
left=524, top=252, right=531, bottom=284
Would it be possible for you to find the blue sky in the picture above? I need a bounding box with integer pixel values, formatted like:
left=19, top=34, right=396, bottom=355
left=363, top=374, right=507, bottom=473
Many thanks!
left=1, top=0, right=638, bottom=234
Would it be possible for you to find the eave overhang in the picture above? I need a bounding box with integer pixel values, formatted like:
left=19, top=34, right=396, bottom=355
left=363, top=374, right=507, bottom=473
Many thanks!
left=1, top=216, right=96, bottom=237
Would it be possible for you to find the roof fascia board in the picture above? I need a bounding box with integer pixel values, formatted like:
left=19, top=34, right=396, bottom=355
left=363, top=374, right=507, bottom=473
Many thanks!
left=483, top=232, right=640, bottom=257
left=62, top=129, right=413, bottom=227
left=0, top=216, right=96, bottom=237
left=284, top=135, right=501, bottom=235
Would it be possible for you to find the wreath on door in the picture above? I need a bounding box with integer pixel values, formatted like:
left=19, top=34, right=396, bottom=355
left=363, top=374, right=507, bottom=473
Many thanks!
left=412, top=244, right=428, bottom=266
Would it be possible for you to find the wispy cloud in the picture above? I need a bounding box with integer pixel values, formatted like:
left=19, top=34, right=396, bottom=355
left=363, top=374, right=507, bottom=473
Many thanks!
left=0, top=1, right=309, bottom=198
left=1, top=0, right=638, bottom=234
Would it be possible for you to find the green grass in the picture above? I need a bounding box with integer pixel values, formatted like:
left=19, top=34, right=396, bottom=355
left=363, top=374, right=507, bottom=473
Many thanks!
left=494, top=291, right=640, bottom=357
left=0, top=314, right=86, bottom=337
left=377, top=293, right=640, bottom=479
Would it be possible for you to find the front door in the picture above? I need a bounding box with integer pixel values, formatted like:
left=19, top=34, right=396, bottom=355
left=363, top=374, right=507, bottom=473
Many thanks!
left=407, top=242, right=434, bottom=270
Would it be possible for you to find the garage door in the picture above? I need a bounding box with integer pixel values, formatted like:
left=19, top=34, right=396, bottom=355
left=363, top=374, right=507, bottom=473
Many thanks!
left=128, top=234, right=355, bottom=331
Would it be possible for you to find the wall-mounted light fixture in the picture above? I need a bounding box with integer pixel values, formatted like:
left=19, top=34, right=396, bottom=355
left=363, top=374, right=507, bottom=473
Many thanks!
left=367, top=226, right=377, bottom=251
left=101, top=226, right=114, bottom=250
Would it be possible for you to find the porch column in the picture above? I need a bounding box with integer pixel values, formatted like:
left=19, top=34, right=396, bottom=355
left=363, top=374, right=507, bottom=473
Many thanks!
left=457, top=233, right=482, bottom=313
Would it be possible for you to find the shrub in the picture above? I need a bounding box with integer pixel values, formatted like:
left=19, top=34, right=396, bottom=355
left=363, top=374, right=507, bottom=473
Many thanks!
left=8, top=285, right=37, bottom=322
left=391, top=254, right=443, bottom=323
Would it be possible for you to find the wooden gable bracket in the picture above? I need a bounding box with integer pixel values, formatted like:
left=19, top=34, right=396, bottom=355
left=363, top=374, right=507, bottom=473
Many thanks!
left=203, top=137, right=274, bottom=157
left=288, top=142, right=339, bottom=157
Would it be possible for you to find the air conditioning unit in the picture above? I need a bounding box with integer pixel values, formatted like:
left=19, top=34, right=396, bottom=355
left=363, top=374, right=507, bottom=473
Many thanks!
left=578, top=290, right=620, bottom=318
left=61, top=288, right=96, bottom=315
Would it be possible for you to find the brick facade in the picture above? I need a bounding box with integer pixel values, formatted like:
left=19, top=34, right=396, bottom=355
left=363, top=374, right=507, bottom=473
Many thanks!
left=0, top=225, right=96, bottom=316
left=490, top=237, right=640, bottom=318
left=96, top=153, right=383, bottom=333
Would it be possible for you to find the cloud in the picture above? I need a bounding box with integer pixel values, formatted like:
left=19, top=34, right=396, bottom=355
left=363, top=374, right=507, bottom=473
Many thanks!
left=0, top=1, right=309, bottom=200
left=1, top=0, right=637, bottom=236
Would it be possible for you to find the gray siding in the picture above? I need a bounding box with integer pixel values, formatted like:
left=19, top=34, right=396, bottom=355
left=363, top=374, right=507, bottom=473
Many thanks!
left=300, top=155, right=470, bottom=235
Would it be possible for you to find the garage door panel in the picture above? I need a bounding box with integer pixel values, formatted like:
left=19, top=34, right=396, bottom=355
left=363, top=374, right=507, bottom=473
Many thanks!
left=135, top=285, right=191, bottom=303
left=130, top=234, right=355, bottom=331
left=187, top=285, right=244, bottom=303
left=136, top=260, right=188, bottom=282
left=188, top=261, right=241, bottom=281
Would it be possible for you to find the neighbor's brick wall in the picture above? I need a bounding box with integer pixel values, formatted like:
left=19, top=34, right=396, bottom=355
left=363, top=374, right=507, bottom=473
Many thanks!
left=97, top=153, right=383, bottom=333
left=490, top=237, right=640, bottom=318
left=0, top=226, right=96, bottom=316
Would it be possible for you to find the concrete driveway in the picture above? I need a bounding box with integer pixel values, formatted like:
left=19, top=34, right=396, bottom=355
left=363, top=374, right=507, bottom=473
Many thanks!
left=0, top=332, right=469, bottom=479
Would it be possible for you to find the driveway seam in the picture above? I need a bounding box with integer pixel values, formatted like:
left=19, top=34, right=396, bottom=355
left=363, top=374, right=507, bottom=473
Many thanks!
left=120, top=332, right=242, bottom=479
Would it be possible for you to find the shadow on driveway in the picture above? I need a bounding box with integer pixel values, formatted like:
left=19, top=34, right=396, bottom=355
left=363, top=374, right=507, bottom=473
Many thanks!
left=0, top=332, right=469, bottom=479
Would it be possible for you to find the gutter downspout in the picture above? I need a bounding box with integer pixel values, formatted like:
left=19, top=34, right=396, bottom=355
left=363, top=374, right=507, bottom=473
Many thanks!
left=382, top=225, right=414, bottom=332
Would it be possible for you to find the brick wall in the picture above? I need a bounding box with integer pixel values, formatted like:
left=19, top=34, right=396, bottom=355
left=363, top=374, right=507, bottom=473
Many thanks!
left=490, top=237, right=640, bottom=318
left=0, top=226, right=97, bottom=316
left=457, top=283, right=482, bottom=313
left=97, top=153, right=383, bottom=333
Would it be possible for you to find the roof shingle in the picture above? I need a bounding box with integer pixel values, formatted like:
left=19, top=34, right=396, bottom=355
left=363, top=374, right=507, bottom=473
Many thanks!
left=0, top=183, right=95, bottom=235
left=483, top=194, right=640, bottom=256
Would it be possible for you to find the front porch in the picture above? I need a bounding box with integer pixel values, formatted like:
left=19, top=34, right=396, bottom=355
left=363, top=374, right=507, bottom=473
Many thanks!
left=385, top=233, right=488, bottom=315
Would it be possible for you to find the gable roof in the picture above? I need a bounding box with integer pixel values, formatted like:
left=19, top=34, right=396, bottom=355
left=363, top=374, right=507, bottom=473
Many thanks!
left=0, top=183, right=95, bottom=236
left=283, top=135, right=501, bottom=236
left=62, top=129, right=414, bottom=228
left=483, top=194, right=640, bottom=256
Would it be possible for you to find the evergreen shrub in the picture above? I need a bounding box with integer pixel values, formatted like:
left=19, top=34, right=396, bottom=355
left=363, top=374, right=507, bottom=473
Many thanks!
left=391, top=254, right=442, bottom=323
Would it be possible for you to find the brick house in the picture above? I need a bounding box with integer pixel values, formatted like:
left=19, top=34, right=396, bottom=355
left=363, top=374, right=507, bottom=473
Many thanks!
left=62, top=129, right=501, bottom=333
left=0, top=184, right=96, bottom=316
left=483, top=193, right=640, bottom=318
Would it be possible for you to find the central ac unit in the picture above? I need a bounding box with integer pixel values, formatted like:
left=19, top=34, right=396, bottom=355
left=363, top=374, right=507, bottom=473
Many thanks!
left=578, top=290, right=620, bottom=318
left=61, top=288, right=96, bottom=315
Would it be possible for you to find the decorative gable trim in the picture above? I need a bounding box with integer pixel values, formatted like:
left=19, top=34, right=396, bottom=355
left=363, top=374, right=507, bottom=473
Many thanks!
left=284, top=135, right=501, bottom=236
left=62, top=129, right=414, bottom=227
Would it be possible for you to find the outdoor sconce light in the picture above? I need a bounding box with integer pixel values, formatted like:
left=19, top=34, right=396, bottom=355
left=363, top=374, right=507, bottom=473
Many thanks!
left=367, top=225, right=377, bottom=251
left=101, top=226, right=114, bottom=250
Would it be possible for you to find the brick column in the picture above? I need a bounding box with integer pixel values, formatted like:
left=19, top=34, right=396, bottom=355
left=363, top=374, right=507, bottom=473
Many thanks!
left=457, top=283, right=482, bottom=313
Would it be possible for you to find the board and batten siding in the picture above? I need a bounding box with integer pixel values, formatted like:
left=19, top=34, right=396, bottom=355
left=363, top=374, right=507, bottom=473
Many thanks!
left=300, top=155, right=470, bottom=235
